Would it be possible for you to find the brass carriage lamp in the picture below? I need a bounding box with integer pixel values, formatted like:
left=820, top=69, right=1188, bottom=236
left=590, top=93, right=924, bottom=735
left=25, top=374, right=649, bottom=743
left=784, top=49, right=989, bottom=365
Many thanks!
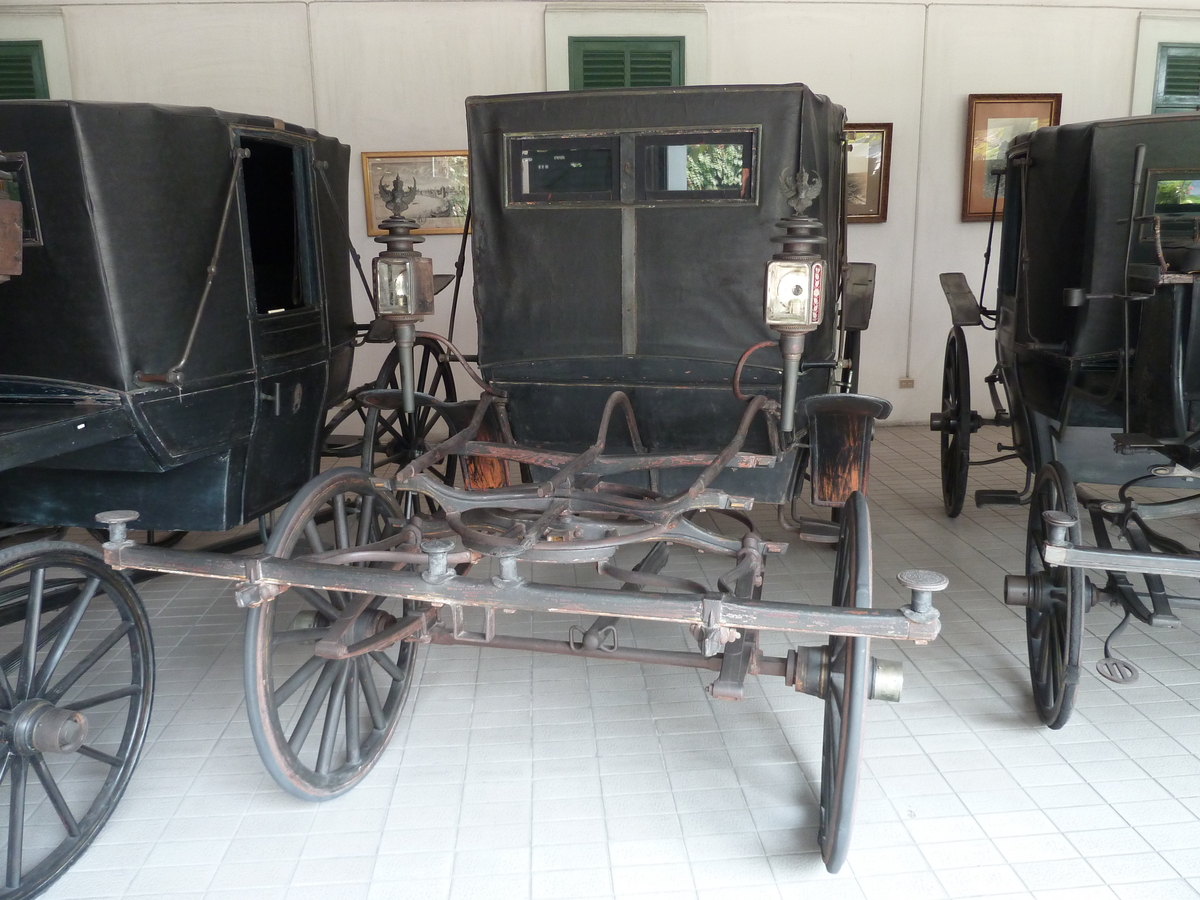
left=764, top=210, right=827, bottom=434
left=374, top=213, right=435, bottom=414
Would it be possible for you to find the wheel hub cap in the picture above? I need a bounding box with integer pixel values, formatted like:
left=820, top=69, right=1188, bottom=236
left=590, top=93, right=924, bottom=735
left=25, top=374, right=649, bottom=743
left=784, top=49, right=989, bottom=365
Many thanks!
left=9, top=699, right=88, bottom=755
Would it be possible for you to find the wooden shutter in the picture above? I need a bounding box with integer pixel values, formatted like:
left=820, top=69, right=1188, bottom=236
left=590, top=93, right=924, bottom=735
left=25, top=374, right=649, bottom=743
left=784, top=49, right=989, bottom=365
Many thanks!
left=569, top=38, right=683, bottom=90
left=1154, top=44, right=1200, bottom=114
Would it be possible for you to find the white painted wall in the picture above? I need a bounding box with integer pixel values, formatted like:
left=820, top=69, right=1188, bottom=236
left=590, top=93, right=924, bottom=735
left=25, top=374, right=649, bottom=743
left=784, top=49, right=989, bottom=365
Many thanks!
left=3, top=0, right=1195, bottom=419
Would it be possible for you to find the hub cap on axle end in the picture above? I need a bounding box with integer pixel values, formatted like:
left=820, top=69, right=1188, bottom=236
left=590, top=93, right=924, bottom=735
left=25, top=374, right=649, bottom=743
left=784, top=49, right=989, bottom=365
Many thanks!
left=6, top=701, right=88, bottom=756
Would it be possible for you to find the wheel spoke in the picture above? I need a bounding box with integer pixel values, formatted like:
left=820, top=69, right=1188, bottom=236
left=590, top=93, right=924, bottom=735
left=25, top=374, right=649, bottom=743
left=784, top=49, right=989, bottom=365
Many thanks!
left=316, top=661, right=350, bottom=775
left=333, top=495, right=350, bottom=551
left=271, top=628, right=331, bottom=648
left=7, top=755, right=27, bottom=888
left=31, top=754, right=80, bottom=837
left=64, top=684, right=141, bottom=711
left=17, top=568, right=46, bottom=700
left=356, top=494, right=376, bottom=549
left=369, top=650, right=408, bottom=683
left=31, top=576, right=100, bottom=697
left=358, top=657, right=386, bottom=731
left=274, top=655, right=326, bottom=707
left=292, top=587, right=340, bottom=622
left=288, top=661, right=338, bottom=753
left=345, top=663, right=361, bottom=767
left=77, top=744, right=125, bottom=768
left=45, top=622, right=134, bottom=704
left=303, top=519, right=325, bottom=555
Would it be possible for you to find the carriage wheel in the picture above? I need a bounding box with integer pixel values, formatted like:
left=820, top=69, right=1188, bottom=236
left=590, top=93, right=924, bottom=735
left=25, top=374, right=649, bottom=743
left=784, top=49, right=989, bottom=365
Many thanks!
left=244, top=468, right=418, bottom=800
left=0, top=541, right=152, bottom=899
left=938, top=327, right=972, bottom=517
left=1025, top=462, right=1083, bottom=729
left=818, top=491, right=871, bottom=874
left=323, top=337, right=458, bottom=464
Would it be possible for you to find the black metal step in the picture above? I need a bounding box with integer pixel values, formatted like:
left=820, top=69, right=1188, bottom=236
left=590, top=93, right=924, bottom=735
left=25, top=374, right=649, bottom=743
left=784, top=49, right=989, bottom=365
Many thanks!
left=975, top=489, right=1023, bottom=508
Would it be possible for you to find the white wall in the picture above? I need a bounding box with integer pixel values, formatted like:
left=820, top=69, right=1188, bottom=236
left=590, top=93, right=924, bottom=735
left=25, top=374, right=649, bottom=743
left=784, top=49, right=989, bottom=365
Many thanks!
left=2, top=0, right=1193, bottom=418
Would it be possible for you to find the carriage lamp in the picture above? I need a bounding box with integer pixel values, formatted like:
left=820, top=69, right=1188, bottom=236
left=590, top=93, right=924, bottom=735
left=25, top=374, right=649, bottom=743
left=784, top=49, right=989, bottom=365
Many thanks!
left=765, top=214, right=827, bottom=434
left=374, top=214, right=435, bottom=414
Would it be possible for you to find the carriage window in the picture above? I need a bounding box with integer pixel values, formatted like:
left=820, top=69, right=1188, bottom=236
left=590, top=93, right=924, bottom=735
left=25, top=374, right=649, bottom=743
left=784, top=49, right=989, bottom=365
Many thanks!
left=636, top=130, right=756, bottom=201
left=508, top=135, right=619, bottom=203
left=240, top=136, right=314, bottom=315
left=0, top=152, right=41, bottom=246
left=1146, top=172, right=1200, bottom=243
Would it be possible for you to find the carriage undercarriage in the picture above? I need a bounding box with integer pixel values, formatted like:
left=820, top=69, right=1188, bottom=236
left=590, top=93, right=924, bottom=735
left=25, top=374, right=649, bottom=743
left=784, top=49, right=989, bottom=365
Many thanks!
left=95, top=387, right=942, bottom=873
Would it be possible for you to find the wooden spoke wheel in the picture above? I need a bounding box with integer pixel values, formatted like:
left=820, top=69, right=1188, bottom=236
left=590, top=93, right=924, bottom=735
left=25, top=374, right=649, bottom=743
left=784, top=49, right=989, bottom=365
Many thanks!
left=0, top=541, right=152, bottom=899
left=1025, top=462, right=1083, bottom=729
left=938, top=326, right=972, bottom=518
left=244, top=468, right=418, bottom=801
left=818, top=491, right=871, bottom=874
left=323, top=336, right=458, bottom=466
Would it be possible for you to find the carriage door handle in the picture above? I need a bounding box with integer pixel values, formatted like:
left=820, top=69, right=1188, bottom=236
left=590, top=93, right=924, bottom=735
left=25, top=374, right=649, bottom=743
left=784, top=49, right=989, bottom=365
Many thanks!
left=260, top=382, right=282, bottom=417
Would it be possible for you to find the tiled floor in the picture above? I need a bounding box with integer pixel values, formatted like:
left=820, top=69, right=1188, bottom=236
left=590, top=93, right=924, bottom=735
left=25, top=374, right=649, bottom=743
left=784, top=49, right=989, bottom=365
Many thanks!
left=34, top=424, right=1200, bottom=900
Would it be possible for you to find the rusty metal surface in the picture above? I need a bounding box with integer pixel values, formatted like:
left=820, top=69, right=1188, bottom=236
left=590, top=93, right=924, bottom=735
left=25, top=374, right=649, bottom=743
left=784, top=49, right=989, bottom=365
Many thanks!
left=0, top=198, right=21, bottom=277
left=105, top=542, right=941, bottom=643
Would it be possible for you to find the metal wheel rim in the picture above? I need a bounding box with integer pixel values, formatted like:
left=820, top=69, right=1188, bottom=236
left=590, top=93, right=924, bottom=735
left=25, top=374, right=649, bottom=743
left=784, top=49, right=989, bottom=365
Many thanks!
left=0, top=542, right=152, bottom=898
left=818, top=492, right=870, bottom=874
left=940, top=327, right=971, bottom=517
left=1025, top=461, right=1083, bottom=729
left=245, top=468, right=417, bottom=800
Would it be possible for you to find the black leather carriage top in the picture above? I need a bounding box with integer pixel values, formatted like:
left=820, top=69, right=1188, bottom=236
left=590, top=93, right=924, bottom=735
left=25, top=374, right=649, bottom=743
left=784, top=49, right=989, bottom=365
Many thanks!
left=465, top=85, right=846, bottom=458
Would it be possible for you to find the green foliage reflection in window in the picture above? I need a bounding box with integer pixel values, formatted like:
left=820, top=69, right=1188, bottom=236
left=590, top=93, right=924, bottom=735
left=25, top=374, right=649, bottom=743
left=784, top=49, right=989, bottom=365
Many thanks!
left=569, top=37, right=684, bottom=90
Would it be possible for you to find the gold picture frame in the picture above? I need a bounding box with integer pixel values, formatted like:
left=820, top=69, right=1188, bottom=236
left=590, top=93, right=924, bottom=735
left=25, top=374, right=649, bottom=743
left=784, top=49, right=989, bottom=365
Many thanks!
left=962, top=94, right=1061, bottom=222
left=362, top=150, right=469, bottom=236
left=845, top=124, right=892, bottom=224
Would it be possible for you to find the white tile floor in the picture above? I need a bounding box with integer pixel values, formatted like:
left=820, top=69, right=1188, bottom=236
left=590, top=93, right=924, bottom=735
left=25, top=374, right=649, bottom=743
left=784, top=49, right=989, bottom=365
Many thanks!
left=36, top=424, right=1200, bottom=900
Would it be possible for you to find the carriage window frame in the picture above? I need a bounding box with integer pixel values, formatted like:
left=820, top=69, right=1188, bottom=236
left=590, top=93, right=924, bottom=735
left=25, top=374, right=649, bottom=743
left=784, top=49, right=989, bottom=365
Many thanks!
left=507, top=134, right=621, bottom=204
left=504, top=125, right=761, bottom=209
left=235, top=129, right=321, bottom=318
left=0, top=152, right=42, bottom=247
left=635, top=129, right=757, bottom=202
left=1141, top=168, right=1200, bottom=243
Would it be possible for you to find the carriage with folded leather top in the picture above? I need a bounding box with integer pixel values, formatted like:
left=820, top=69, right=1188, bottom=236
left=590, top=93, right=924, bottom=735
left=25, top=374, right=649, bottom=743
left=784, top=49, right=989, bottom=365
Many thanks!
left=0, top=86, right=946, bottom=897
left=0, top=99, right=357, bottom=897
left=927, top=112, right=1200, bottom=728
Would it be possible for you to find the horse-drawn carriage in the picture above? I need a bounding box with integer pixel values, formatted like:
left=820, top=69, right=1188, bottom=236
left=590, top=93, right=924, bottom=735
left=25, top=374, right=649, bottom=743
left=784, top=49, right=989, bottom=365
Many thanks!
left=0, top=85, right=944, bottom=897
left=928, top=112, right=1200, bottom=728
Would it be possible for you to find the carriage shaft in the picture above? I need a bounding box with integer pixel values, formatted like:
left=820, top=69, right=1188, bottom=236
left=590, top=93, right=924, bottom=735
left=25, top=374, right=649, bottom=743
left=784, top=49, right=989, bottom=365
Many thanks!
left=104, top=543, right=940, bottom=643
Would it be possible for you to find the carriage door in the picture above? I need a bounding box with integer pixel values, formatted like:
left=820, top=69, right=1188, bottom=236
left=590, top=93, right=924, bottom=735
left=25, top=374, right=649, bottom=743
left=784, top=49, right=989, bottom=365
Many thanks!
left=238, top=131, right=330, bottom=518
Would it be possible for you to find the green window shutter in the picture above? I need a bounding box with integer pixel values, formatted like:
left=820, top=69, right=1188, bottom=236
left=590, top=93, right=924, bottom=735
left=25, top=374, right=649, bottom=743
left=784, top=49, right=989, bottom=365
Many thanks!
left=569, top=38, right=683, bottom=90
left=1154, top=44, right=1200, bottom=114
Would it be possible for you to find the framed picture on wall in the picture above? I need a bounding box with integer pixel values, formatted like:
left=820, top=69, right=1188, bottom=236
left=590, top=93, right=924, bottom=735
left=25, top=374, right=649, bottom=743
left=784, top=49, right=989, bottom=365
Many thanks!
left=962, top=93, right=1061, bottom=221
left=844, top=123, right=892, bottom=223
left=362, top=151, right=469, bottom=236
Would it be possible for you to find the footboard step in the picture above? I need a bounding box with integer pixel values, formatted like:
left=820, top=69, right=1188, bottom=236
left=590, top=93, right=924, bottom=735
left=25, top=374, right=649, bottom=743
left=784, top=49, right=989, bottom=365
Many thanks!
left=1096, top=657, right=1139, bottom=684
left=787, top=516, right=840, bottom=543
left=975, top=489, right=1022, bottom=507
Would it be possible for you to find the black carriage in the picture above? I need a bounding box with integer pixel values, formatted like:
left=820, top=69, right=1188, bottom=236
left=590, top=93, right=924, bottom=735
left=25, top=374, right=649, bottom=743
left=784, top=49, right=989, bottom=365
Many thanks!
left=0, top=86, right=946, bottom=896
left=928, top=112, right=1200, bottom=728
left=0, top=100, right=356, bottom=896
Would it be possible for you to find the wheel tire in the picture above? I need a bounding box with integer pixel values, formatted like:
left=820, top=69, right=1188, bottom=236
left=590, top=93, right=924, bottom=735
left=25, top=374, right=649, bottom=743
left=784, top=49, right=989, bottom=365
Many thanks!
left=1025, top=462, right=1083, bottom=729
left=818, top=492, right=871, bottom=874
left=0, top=541, right=153, bottom=898
left=939, top=327, right=972, bottom=518
left=244, top=468, right=418, bottom=800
